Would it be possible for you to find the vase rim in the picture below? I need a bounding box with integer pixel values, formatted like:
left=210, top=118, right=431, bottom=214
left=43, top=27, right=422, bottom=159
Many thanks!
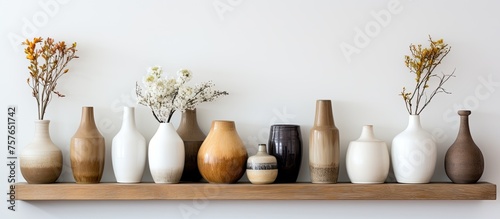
left=458, top=110, right=471, bottom=116
left=270, top=124, right=299, bottom=127
left=212, top=120, right=234, bottom=123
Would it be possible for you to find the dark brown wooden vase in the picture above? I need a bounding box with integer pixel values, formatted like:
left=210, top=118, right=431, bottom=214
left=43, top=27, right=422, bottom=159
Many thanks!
left=445, top=110, right=484, bottom=184
left=197, top=120, right=247, bottom=183
left=70, top=106, right=106, bottom=183
left=177, top=109, right=206, bottom=182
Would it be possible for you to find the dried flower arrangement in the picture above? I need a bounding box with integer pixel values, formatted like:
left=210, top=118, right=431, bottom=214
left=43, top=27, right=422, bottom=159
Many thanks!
left=23, top=37, right=79, bottom=120
left=136, top=66, right=228, bottom=123
left=400, top=36, right=455, bottom=115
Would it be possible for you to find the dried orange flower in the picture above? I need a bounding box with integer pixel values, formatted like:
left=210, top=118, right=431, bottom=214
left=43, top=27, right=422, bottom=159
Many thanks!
left=400, top=36, right=455, bottom=115
left=22, top=37, right=79, bottom=120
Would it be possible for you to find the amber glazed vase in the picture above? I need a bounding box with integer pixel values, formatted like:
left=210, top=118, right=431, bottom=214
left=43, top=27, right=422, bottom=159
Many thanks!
left=70, top=107, right=105, bottom=183
left=197, top=120, right=247, bottom=183
left=445, top=110, right=484, bottom=183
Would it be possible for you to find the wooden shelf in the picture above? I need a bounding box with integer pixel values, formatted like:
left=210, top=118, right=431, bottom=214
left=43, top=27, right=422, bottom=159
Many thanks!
left=15, top=182, right=496, bottom=201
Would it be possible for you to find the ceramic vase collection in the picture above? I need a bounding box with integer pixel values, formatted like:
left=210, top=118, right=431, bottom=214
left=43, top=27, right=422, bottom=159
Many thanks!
left=20, top=120, right=63, bottom=184
left=309, top=100, right=339, bottom=183
left=177, top=109, right=206, bottom=182
left=111, top=107, right=147, bottom=183
left=149, top=123, right=185, bottom=183
left=391, top=115, right=437, bottom=183
left=246, top=144, right=278, bottom=184
left=198, top=120, right=247, bottom=183
left=346, top=125, right=389, bottom=183
left=70, top=107, right=106, bottom=183
left=267, top=124, right=302, bottom=183
left=445, top=110, right=484, bottom=183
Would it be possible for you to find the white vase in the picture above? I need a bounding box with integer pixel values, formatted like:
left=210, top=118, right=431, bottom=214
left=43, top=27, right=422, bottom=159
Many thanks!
left=149, top=123, right=185, bottom=183
left=111, top=107, right=147, bottom=183
left=391, top=115, right=437, bottom=183
left=346, top=125, right=389, bottom=184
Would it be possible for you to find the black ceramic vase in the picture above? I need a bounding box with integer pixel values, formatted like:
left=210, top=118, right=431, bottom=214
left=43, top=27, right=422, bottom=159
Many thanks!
left=267, top=124, right=302, bottom=183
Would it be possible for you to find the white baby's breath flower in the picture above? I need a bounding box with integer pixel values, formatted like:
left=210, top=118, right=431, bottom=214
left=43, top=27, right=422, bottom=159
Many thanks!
left=136, top=66, right=228, bottom=123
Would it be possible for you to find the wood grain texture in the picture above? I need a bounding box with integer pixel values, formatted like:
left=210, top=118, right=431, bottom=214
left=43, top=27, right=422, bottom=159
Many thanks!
left=15, top=182, right=496, bottom=201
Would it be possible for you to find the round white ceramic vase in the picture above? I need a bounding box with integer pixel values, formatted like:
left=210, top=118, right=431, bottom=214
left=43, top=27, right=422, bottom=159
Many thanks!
left=391, top=115, right=437, bottom=183
left=111, top=107, right=147, bottom=183
left=346, top=125, right=389, bottom=184
left=149, top=122, right=185, bottom=183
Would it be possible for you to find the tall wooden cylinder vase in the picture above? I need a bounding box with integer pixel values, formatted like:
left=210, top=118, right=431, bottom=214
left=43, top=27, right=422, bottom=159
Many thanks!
left=177, top=109, right=206, bottom=182
left=445, top=110, right=484, bottom=183
left=20, top=120, right=63, bottom=183
left=309, top=100, right=339, bottom=183
left=198, top=120, right=248, bottom=183
left=70, top=107, right=105, bottom=183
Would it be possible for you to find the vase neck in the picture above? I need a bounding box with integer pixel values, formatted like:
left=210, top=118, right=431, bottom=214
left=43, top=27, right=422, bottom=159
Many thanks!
left=457, top=110, right=472, bottom=139
left=257, top=144, right=267, bottom=154
left=121, top=107, right=137, bottom=130
left=211, top=120, right=236, bottom=132
left=406, top=115, right=422, bottom=130
left=159, top=122, right=174, bottom=129
left=79, top=107, right=98, bottom=129
left=34, top=120, right=51, bottom=140
left=358, top=125, right=376, bottom=141
left=177, top=109, right=205, bottom=139
left=314, top=100, right=335, bottom=127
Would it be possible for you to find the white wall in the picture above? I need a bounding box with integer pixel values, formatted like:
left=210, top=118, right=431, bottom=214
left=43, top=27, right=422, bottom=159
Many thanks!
left=2, top=0, right=499, bottom=218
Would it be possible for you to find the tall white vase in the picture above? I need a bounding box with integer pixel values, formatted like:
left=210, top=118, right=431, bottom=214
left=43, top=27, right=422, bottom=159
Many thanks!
left=149, top=123, right=185, bottom=183
left=346, top=125, right=389, bottom=184
left=391, top=115, right=437, bottom=183
left=111, top=107, right=147, bottom=183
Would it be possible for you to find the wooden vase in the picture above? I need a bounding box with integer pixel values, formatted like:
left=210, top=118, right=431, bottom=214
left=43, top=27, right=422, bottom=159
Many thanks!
left=197, top=120, right=247, bottom=183
left=309, top=99, right=339, bottom=183
left=177, top=109, right=206, bottom=182
left=445, top=110, right=484, bottom=183
left=70, top=106, right=105, bottom=183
